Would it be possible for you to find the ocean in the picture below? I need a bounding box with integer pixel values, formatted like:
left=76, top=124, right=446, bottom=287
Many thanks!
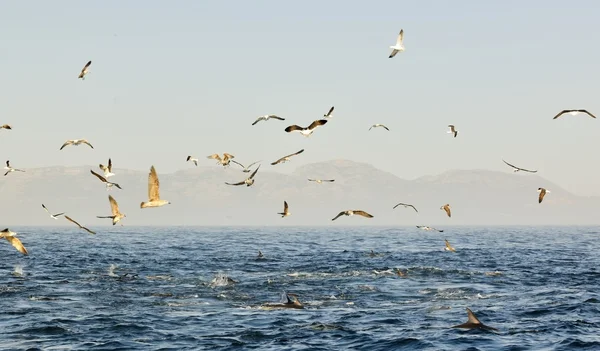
left=0, top=226, right=599, bottom=350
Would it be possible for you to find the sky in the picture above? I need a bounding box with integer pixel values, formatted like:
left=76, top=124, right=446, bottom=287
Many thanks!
left=0, top=1, right=599, bottom=196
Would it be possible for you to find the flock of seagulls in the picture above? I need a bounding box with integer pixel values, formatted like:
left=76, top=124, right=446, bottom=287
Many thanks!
left=0, top=26, right=593, bottom=332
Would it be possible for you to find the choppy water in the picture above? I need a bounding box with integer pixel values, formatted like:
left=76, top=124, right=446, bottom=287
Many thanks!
left=1, top=226, right=599, bottom=350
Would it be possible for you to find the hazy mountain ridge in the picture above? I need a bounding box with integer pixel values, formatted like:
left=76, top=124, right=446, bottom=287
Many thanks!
left=1, top=161, right=598, bottom=226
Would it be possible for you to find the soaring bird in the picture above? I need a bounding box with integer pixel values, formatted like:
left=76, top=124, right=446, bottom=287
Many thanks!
left=90, top=170, right=122, bottom=190
left=4, top=160, right=25, bottom=176
left=64, top=216, right=96, bottom=235
left=416, top=225, right=444, bottom=232
left=447, top=125, right=459, bottom=138
left=99, top=158, right=115, bottom=178
left=252, top=115, right=285, bottom=125
left=141, top=166, right=171, bottom=208
left=231, top=160, right=261, bottom=173
left=308, top=178, right=335, bottom=183
left=97, top=195, right=126, bottom=225
left=441, top=204, right=451, bottom=218
left=452, top=308, right=499, bottom=332
left=323, top=106, right=334, bottom=118
left=393, top=202, right=418, bottom=212
left=388, top=29, right=405, bottom=58
left=186, top=155, right=198, bottom=166
left=60, top=139, right=94, bottom=150
left=0, top=229, right=28, bottom=255
left=278, top=201, right=291, bottom=218
left=502, top=159, right=537, bottom=173
left=553, top=109, right=596, bottom=119
left=78, top=60, right=92, bottom=79
left=284, top=120, right=328, bottom=137
left=331, top=210, right=374, bottom=221
left=207, top=153, right=235, bottom=167
left=444, top=239, right=456, bottom=252
left=226, top=165, right=260, bottom=187
left=0, top=124, right=11, bottom=130
left=537, top=187, right=549, bottom=204
left=271, top=149, right=304, bottom=165
left=369, top=124, right=390, bottom=131
left=42, top=204, right=64, bottom=220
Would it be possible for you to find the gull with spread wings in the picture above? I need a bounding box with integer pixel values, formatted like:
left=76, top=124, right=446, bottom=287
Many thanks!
left=271, top=149, right=304, bottom=166
left=90, top=170, right=122, bottom=190
left=416, top=225, right=444, bottom=232
left=285, top=120, right=328, bottom=137
left=64, top=216, right=96, bottom=235
left=60, top=139, right=94, bottom=150
left=278, top=201, right=291, bottom=218
left=331, top=210, right=374, bottom=221
left=308, top=179, right=335, bottom=183
left=388, top=29, right=405, bottom=58
left=0, top=229, right=28, bottom=255
left=369, top=124, right=390, bottom=131
left=444, top=239, right=456, bottom=252
left=186, top=156, right=198, bottom=166
left=0, top=124, right=11, bottom=130
left=538, top=187, right=550, bottom=204
left=553, top=109, right=596, bottom=119
left=4, top=160, right=25, bottom=176
left=441, top=204, right=451, bottom=218
left=447, top=125, right=459, bottom=138
left=231, top=160, right=261, bottom=173
left=502, top=159, right=537, bottom=173
left=140, top=166, right=171, bottom=208
left=393, top=202, right=418, bottom=212
left=78, top=60, right=92, bottom=79
left=99, top=158, right=115, bottom=178
left=42, top=204, right=64, bottom=219
left=207, top=153, right=235, bottom=167
left=97, top=195, right=126, bottom=225
left=226, top=165, right=260, bottom=187
left=252, top=115, right=285, bottom=126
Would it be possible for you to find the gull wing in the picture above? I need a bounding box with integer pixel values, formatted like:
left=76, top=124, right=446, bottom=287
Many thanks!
left=230, top=160, right=245, bottom=169
left=64, top=215, right=83, bottom=228
left=252, top=116, right=265, bottom=125
left=389, top=49, right=399, bottom=59
left=108, top=158, right=112, bottom=172
left=223, top=153, right=235, bottom=160
left=5, top=160, right=9, bottom=167
left=353, top=210, right=374, bottom=218
left=82, top=60, right=92, bottom=70
left=381, top=124, right=390, bottom=131
left=207, top=154, right=222, bottom=161
left=249, top=165, right=261, bottom=179
left=5, top=236, right=28, bottom=255
left=108, top=195, right=120, bottom=216
left=286, top=149, right=304, bottom=158
left=307, top=119, right=328, bottom=130
left=396, top=29, right=404, bottom=45
left=579, top=109, right=597, bottom=118
left=284, top=125, right=303, bottom=133
left=148, top=166, right=161, bottom=201
left=90, top=170, right=107, bottom=183
left=99, top=163, right=108, bottom=172
left=268, top=115, right=285, bottom=120
left=283, top=201, right=288, bottom=212
left=324, top=106, right=334, bottom=117
left=0, top=124, right=12, bottom=129
left=82, top=140, right=94, bottom=149
left=247, top=161, right=261, bottom=168
left=322, top=179, right=335, bottom=182
left=59, top=140, right=73, bottom=150
left=552, top=110, right=570, bottom=119
left=442, top=205, right=452, bottom=218
left=42, top=204, right=51, bottom=214
left=445, top=239, right=455, bottom=252
left=538, top=188, right=546, bottom=203
left=225, top=180, right=246, bottom=186
left=331, top=211, right=346, bottom=221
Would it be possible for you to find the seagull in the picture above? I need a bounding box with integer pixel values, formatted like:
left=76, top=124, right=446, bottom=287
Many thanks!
left=452, top=307, right=499, bottom=332
left=308, top=178, right=335, bottom=183
left=278, top=201, right=291, bottom=218
left=393, top=203, right=418, bottom=212
left=284, top=119, right=328, bottom=137
left=99, top=158, right=115, bottom=178
left=78, top=60, right=92, bottom=80
left=257, top=250, right=264, bottom=259
left=252, top=115, right=285, bottom=125
left=186, top=156, right=198, bottom=166
left=207, top=153, right=235, bottom=167
left=417, top=225, right=444, bottom=232
left=323, top=106, right=334, bottom=118
left=331, top=210, right=374, bottom=221
left=0, top=229, right=28, bottom=255
left=41, top=204, right=64, bottom=219
left=537, top=187, right=550, bottom=204
left=64, top=215, right=96, bottom=235
left=271, top=149, right=304, bottom=165
left=388, top=29, right=405, bottom=58
left=445, top=239, right=456, bottom=252
left=553, top=109, right=596, bottom=119
left=90, top=170, right=122, bottom=190
left=502, top=159, right=537, bottom=173
left=231, top=160, right=261, bottom=173
left=0, top=125, right=11, bottom=130
left=447, top=125, right=459, bottom=138
left=225, top=165, right=260, bottom=187
left=4, top=160, right=25, bottom=176
left=60, top=139, right=94, bottom=150
left=369, top=124, right=390, bottom=131
left=140, top=166, right=171, bottom=208
left=97, top=195, right=126, bottom=226
left=441, top=204, right=451, bottom=218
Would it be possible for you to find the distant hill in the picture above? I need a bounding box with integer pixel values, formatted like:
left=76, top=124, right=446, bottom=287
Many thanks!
left=1, top=161, right=598, bottom=227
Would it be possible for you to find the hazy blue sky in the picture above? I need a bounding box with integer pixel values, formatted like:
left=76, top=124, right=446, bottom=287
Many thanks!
left=0, top=1, right=599, bottom=195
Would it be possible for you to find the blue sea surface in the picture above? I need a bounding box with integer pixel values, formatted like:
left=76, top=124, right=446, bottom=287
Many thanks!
left=1, top=226, right=599, bottom=350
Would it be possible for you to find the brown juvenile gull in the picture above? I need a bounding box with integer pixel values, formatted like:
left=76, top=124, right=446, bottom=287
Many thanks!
left=60, top=139, right=94, bottom=150
left=42, top=204, right=65, bottom=220
left=90, top=170, right=122, bottom=190
left=64, top=215, right=96, bottom=235
left=207, top=153, right=235, bottom=167
left=4, top=160, right=25, bottom=176
left=226, top=165, right=260, bottom=187
left=97, top=195, right=126, bottom=225
left=278, top=201, right=291, bottom=218
left=447, top=125, right=459, bottom=138
left=369, top=124, right=390, bottom=131
left=0, top=228, right=28, bottom=255
left=553, top=109, right=596, bottom=119
left=441, top=204, right=451, bottom=218
left=78, top=60, right=92, bottom=80
left=502, top=159, right=537, bottom=173
left=252, top=115, right=285, bottom=125
left=452, top=307, right=499, bottom=332
left=393, top=202, right=418, bottom=212
left=445, top=239, right=456, bottom=252
left=99, top=158, right=115, bottom=178
left=323, top=106, right=334, bottom=118
left=186, top=156, right=198, bottom=166
left=388, top=29, right=405, bottom=58
left=537, top=187, right=549, bottom=204
left=140, top=166, right=171, bottom=208
left=271, top=149, right=304, bottom=165
left=231, top=160, right=261, bottom=173
left=331, top=210, right=374, bottom=221
left=308, top=178, right=335, bottom=183
left=285, top=119, right=328, bottom=137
